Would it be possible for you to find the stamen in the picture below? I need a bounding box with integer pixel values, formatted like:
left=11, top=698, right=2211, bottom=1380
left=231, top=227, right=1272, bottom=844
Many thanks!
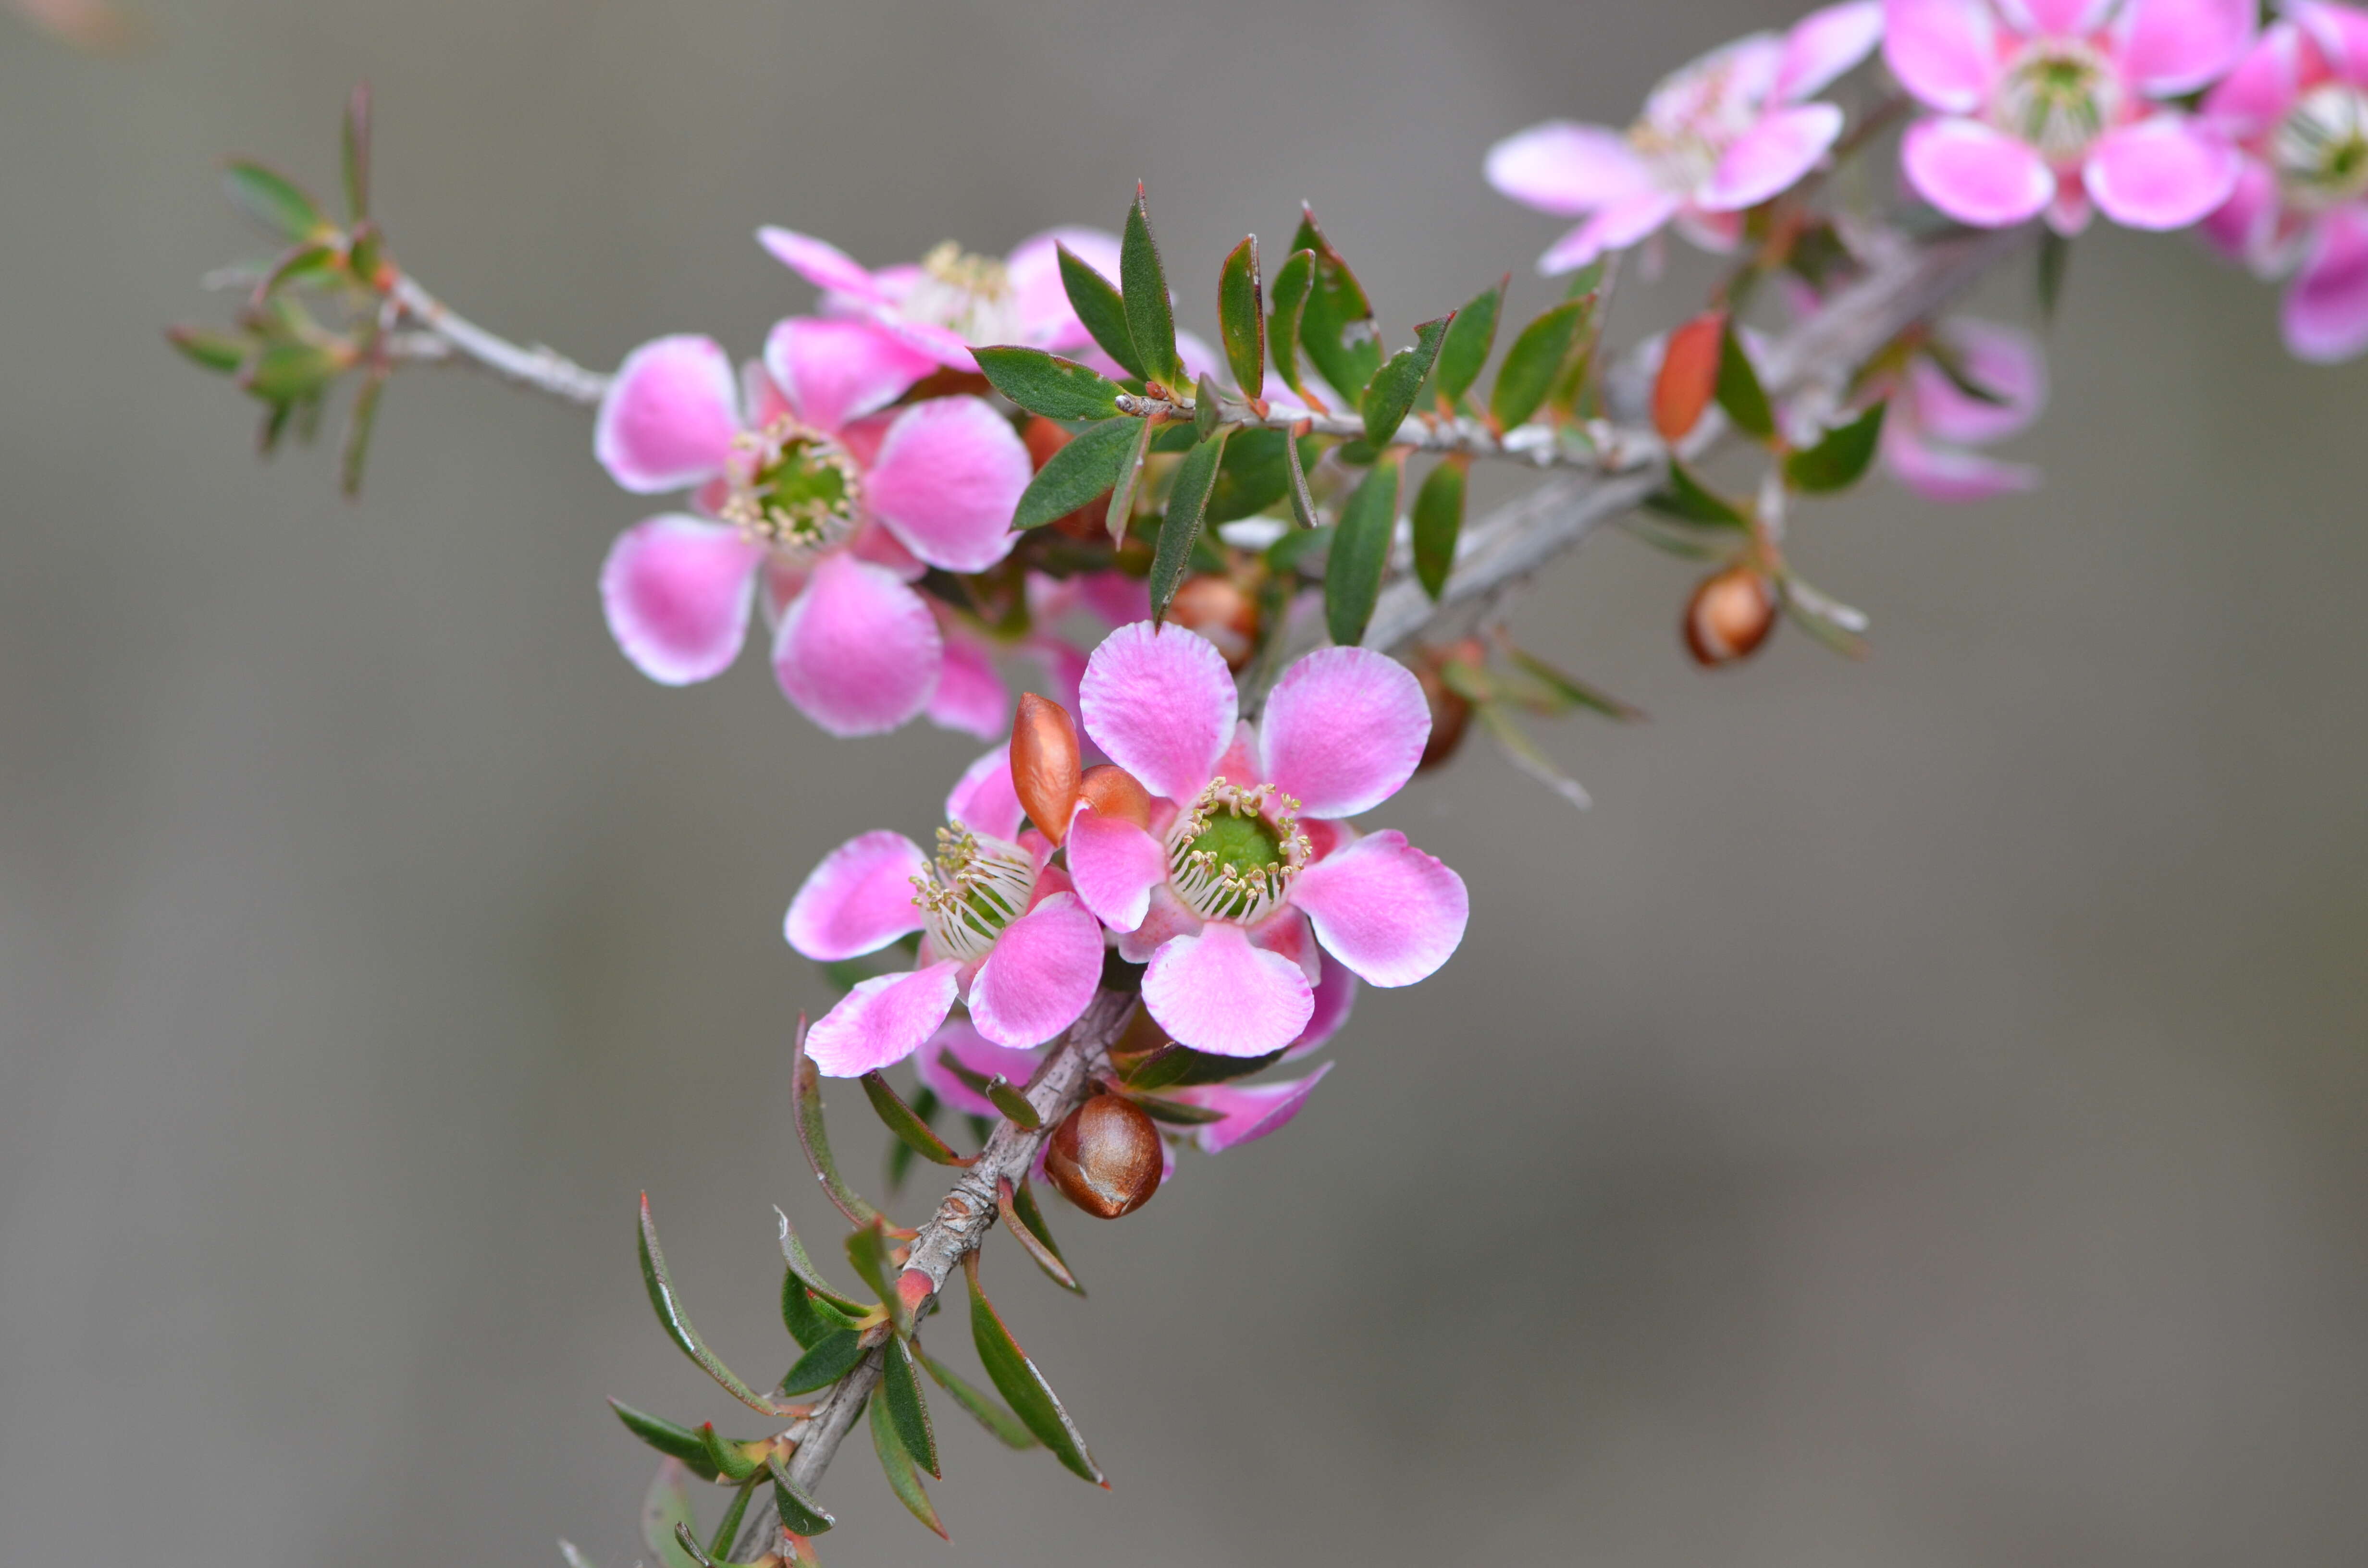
left=1162, top=779, right=1311, bottom=925
left=910, top=826, right=1036, bottom=962
left=2274, top=83, right=2368, bottom=209
left=719, top=416, right=861, bottom=555
left=900, top=242, right=1024, bottom=347
left=1992, top=42, right=2120, bottom=165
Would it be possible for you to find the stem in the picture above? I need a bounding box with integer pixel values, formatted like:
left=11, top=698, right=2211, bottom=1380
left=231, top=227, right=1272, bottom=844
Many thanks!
left=385, top=275, right=612, bottom=405
left=1113, top=392, right=1635, bottom=470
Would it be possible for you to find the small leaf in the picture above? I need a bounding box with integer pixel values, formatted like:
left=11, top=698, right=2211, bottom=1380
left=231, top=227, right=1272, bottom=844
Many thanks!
left=1784, top=401, right=1887, bottom=493
left=1653, top=311, right=1726, bottom=443
left=870, top=1381, right=950, bottom=1538
left=965, top=1255, right=1104, bottom=1484
left=1204, top=427, right=1292, bottom=524
left=698, top=1422, right=762, bottom=1484
left=1478, top=703, right=1591, bottom=809
left=1119, top=1042, right=1286, bottom=1090
left=780, top=1269, right=860, bottom=1349
left=1150, top=430, right=1229, bottom=625
left=881, top=1336, right=941, bottom=1478
left=1505, top=647, right=1644, bottom=721
left=861, top=1072, right=971, bottom=1168
left=165, top=325, right=250, bottom=375
left=1283, top=422, right=1320, bottom=530
left=1058, top=243, right=1145, bottom=380
left=222, top=159, right=329, bottom=243
left=639, top=1195, right=791, bottom=1417
left=778, top=1329, right=865, bottom=1396
left=609, top=1399, right=724, bottom=1481
left=791, top=1018, right=884, bottom=1228
left=1411, top=455, right=1467, bottom=602
left=918, top=1347, right=1039, bottom=1449
left=973, top=346, right=1126, bottom=422
left=1643, top=461, right=1750, bottom=527
left=776, top=1209, right=871, bottom=1316
left=1714, top=318, right=1776, bottom=442
left=765, top=1453, right=835, bottom=1537
left=998, top=1177, right=1081, bottom=1293
left=1324, top=458, right=1399, bottom=648
left=706, top=1475, right=760, bottom=1565
left=1289, top=206, right=1381, bottom=406
left=843, top=1218, right=895, bottom=1301
left=641, top=1460, right=704, bottom=1568
left=1014, top=417, right=1135, bottom=529
left=342, top=82, right=371, bottom=221
left=670, top=1524, right=716, bottom=1568
left=1267, top=247, right=1319, bottom=407
left=1490, top=300, right=1583, bottom=430
left=986, top=1077, right=1041, bottom=1130
left=559, top=1539, right=600, bottom=1568
left=340, top=366, right=385, bottom=499
left=1193, top=372, right=1223, bottom=445
left=347, top=219, right=385, bottom=289
left=1121, top=184, right=1182, bottom=389
left=1362, top=314, right=1452, bottom=447
left=1434, top=277, right=1505, bottom=407
left=1218, top=235, right=1264, bottom=398
left=1124, top=1091, right=1229, bottom=1126
left=2037, top=229, right=2071, bottom=320
left=242, top=341, right=345, bottom=403
left=1104, top=413, right=1159, bottom=545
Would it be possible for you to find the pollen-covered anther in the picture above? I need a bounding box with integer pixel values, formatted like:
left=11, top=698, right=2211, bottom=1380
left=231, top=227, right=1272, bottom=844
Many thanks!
left=719, top=416, right=862, bottom=553
left=908, top=826, right=1035, bottom=961
left=1163, top=779, right=1310, bottom=923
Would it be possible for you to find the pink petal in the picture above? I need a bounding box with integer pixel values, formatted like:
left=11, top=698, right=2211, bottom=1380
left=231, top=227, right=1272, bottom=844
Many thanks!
left=1288, top=830, right=1468, bottom=988
left=2199, top=158, right=2284, bottom=262
left=1116, top=882, right=1205, bottom=964
left=1776, top=1, right=1886, bottom=100
left=598, top=515, right=764, bottom=685
left=1999, top=0, right=2116, bottom=34
left=863, top=307, right=977, bottom=370
left=1911, top=319, right=2048, bottom=444
left=863, top=397, right=1032, bottom=573
left=1882, top=426, right=2042, bottom=500
left=1258, top=646, right=1430, bottom=819
left=1699, top=103, right=1845, bottom=211
left=2084, top=115, right=2240, bottom=230
left=1076, top=572, right=1152, bottom=628
left=1484, top=121, right=1657, bottom=215
left=1065, top=806, right=1166, bottom=933
left=772, top=552, right=942, bottom=735
left=593, top=335, right=741, bottom=493
left=2290, top=1, right=2368, bottom=75
left=1283, top=949, right=1358, bottom=1060
left=1079, top=621, right=1236, bottom=803
left=965, top=892, right=1104, bottom=1049
left=1006, top=227, right=1123, bottom=350
left=913, top=1019, right=1045, bottom=1117
left=762, top=316, right=938, bottom=437
left=1901, top=116, right=2056, bottom=227
left=2204, top=23, right=2306, bottom=138
left=2284, top=204, right=2368, bottom=361
left=1141, top=920, right=1314, bottom=1057
left=785, top=830, right=929, bottom=961
left=1169, top=1063, right=1334, bottom=1154
left=756, top=227, right=885, bottom=302
left=1538, top=190, right=1682, bottom=273
left=946, top=745, right=1027, bottom=844
left=928, top=631, right=1009, bottom=741
left=1884, top=0, right=2000, bottom=112
left=2045, top=178, right=2096, bottom=236
left=804, top=962, right=961, bottom=1077
left=2119, top=0, right=2258, bottom=97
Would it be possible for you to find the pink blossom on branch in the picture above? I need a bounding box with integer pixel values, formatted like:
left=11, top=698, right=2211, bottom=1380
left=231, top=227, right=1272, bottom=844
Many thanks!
left=1885, top=318, right=2051, bottom=498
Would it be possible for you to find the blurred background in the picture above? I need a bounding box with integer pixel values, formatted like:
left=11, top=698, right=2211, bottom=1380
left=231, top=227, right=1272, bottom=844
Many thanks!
left=4, top=2, right=2365, bottom=1565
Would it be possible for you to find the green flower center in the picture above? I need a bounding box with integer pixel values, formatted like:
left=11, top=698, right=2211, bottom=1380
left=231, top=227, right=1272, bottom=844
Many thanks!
left=1164, top=778, right=1311, bottom=924
left=1994, top=42, right=2120, bottom=165
left=723, top=419, right=860, bottom=551
left=2274, top=83, right=2368, bottom=209
left=1186, top=809, right=1285, bottom=877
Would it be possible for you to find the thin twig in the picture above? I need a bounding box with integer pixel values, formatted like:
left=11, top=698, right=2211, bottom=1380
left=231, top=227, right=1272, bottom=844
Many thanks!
left=1113, top=392, right=1651, bottom=470
left=386, top=275, right=612, bottom=405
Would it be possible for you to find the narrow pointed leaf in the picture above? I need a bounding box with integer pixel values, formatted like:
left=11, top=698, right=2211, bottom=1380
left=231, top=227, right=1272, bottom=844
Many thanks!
left=998, top=1178, right=1080, bottom=1293
left=881, top=1336, right=941, bottom=1478
left=166, top=325, right=250, bottom=375
left=870, top=1385, right=950, bottom=1538
left=778, top=1328, right=865, bottom=1396
left=698, top=1423, right=761, bottom=1483
left=342, top=82, right=371, bottom=220
left=1193, top=372, right=1222, bottom=444
left=639, top=1195, right=792, bottom=1416
left=222, top=159, right=328, bottom=243
left=1478, top=702, right=1591, bottom=809
left=1121, top=184, right=1181, bottom=388
left=780, top=1270, right=856, bottom=1349
left=764, top=1453, right=835, bottom=1537
left=1124, top=1091, right=1229, bottom=1126
left=917, top=1347, right=1039, bottom=1448
left=1491, top=300, right=1583, bottom=430
left=1644, top=461, right=1750, bottom=527
left=965, top=1255, right=1103, bottom=1483
left=641, top=1461, right=704, bottom=1568
left=1151, top=430, right=1228, bottom=625
left=1058, top=243, right=1144, bottom=379
left=1204, top=427, right=1295, bottom=524
left=791, top=1018, right=883, bottom=1227
left=1362, top=314, right=1452, bottom=446
left=1267, top=247, right=1319, bottom=407
left=1105, top=413, right=1159, bottom=545
left=1784, top=401, right=1887, bottom=493
left=671, top=1524, right=716, bottom=1568
left=1505, top=648, right=1644, bottom=720
left=861, top=1072, right=970, bottom=1168
left=843, top=1218, right=895, bottom=1301
left=1218, top=236, right=1264, bottom=397
left=1324, top=459, right=1399, bottom=648
left=609, top=1400, right=724, bottom=1481
left=707, top=1476, right=760, bottom=1563
left=1434, top=277, right=1505, bottom=407
left=340, top=366, right=385, bottom=499
left=974, top=346, right=1125, bottom=421
left=1283, top=421, right=1320, bottom=529
left=1714, top=320, right=1776, bottom=441
left=1411, top=455, right=1467, bottom=601
left=775, top=1208, right=871, bottom=1315
left=986, top=1076, right=1041, bottom=1129
left=1288, top=207, right=1381, bottom=406
left=1016, top=417, right=1135, bottom=529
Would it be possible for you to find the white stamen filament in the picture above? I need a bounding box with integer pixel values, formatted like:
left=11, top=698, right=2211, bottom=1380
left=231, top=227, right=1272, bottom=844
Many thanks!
left=911, top=826, right=1035, bottom=962
left=1163, top=779, right=1312, bottom=925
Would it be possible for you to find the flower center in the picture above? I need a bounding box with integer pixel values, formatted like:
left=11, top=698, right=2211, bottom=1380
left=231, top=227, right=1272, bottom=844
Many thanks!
left=900, top=241, right=1024, bottom=347
left=2273, top=82, right=2368, bottom=209
left=721, top=417, right=862, bottom=555
left=1163, top=779, right=1311, bottom=924
left=910, top=826, right=1035, bottom=962
left=1629, top=52, right=1758, bottom=187
left=1993, top=41, right=2121, bottom=165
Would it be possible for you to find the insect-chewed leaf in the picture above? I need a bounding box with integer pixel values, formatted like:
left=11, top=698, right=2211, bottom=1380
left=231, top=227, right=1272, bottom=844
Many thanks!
left=791, top=1019, right=884, bottom=1227
left=964, top=1255, right=1104, bottom=1483
left=639, top=1195, right=792, bottom=1416
left=1218, top=236, right=1265, bottom=398
left=1267, top=247, right=1320, bottom=407
left=1715, top=319, right=1776, bottom=442
left=1015, top=417, right=1136, bottom=530
left=861, top=1072, right=970, bottom=1167
left=1491, top=300, right=1583, bottom=430
left=1289, top=206, right=1381, bottom=407
left=778, top=1328, right=865, bottom=1396
left=1121, top=184, right=1182, bottom=388
left=1784, top=401, right=1887, bottom=493
left=998, top=1177, right=1081, bottom=1293
left=974, top=346, right=1127, bottom=422
left=870, top=1380, right=951, bottom=1538
left=882, top=1336, right=941, bottom=1478
left=1411, top=456, right=1468, bottom=602
left=610, top=1399, right=724, bottom=1480
left=1643, top=460, right=1750, bottom=527
left=1150, top=430, right=1229, bottom=625
left=1058, top=242, right=1145, bottom=380
left=1433, top=277, right=1505, bottom=408
left=1324, top=458, right=1399, bottom=649
left=1362, top=314, right=1453, bottom=447
left=765, top=1453, right=835, bottom=1537
left=223, top=159, right=328, bottom=244
left=641, top=1460, right=705, bottom=1568
left=918, top=1346, right=1039, bottom=1448
left=1653, top=311, right=1725, bottom=442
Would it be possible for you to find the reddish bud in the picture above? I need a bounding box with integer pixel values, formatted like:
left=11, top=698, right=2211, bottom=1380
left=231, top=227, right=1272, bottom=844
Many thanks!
left=1165, top=574, right=1260, bottom=668
left=1654, top=310, right=1725, bottom=444
left=1076, top=762, right=1152, bottom=830
left=1011, top=693, right=1082, bottom=844
left=1044, top=1094, right=1163, bottom=1219
left=1682, top=566, right=1778, bottom=667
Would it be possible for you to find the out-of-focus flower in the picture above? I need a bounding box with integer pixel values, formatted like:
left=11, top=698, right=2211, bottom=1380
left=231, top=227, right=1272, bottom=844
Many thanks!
left=1887, top=0, right=2254, bottom=233
left=1486, top=2, right=1885, bottom=272
left=592, top=320, right=1031, bottom=735
left=2201, top=4, right=2368, bottom=360
left=1883, top=319, right=2050, bottom=498
left=1157, top=1063, right=1336, bottom=1154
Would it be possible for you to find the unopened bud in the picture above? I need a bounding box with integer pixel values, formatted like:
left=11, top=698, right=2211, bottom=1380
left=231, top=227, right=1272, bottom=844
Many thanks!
left=1044, top=1094, right=1162, bottom=1219
left=1076, top=762, right=1152, bottom=830
left=1653, top=310, right=1725, bottom=443
left=1011, top=693, right=1082, bottom=844
left=1165, top=575, right=1259, bottom=669
left=1682, top=565, right=1777, bottom=667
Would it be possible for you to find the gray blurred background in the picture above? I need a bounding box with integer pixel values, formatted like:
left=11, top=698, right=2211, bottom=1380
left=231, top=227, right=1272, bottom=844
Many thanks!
left=4, top=2, right=2365, bottom=1564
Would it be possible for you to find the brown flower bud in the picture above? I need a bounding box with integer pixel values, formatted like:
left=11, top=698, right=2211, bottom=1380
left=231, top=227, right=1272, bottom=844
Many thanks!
left=1011, top=693, right=1082, bottom=844
left=1165, top=575, right=1260, bottom=668
left=1044, top=1094, right=1163, bottom=1219
left=1076, top=762, right=1152, bottom=829
left=1682, top=565, right=1778, bottom=667
left=1653, top=310, right=1726, bottom=443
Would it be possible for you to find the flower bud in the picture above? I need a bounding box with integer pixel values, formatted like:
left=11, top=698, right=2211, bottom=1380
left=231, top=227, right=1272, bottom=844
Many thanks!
left=1011, top=693, right=1082, bottom=844
left=1044, top=1094, right=1162, bottom=1219
left=1654, top=310, right=1725, bottom=443
left=1682, top=565, right=1777, bottom=667
left=1076, top=762, right=1152, bottom=830
left=1165, top=575, right=1259, bottom=668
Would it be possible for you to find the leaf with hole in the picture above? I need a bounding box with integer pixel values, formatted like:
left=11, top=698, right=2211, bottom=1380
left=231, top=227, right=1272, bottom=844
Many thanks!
left=1491, top=300, right=1583, bottom=430
left=974, top=346, right=1126, bottom=422
left=965, top=1255, right=1103, bottom=1483
left=639, top=1196, right=793, bottom=1416
left=1362, top=314, right=1452, bottom=447
left=1324, top=459, right=1399, bottom=648
left=1218, top=235, right=1264, bottom=398
left=1058, top=243, right=1144, bottom=380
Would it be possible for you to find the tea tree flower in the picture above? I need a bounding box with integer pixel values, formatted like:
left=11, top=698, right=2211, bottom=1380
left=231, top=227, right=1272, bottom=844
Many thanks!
left=1884, top=318, right=2050, bottom=498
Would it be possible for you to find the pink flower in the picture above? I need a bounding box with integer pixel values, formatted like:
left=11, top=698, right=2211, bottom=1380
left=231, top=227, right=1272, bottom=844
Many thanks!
left=1887, top=0, right=2255, bottom=234
left=1159, top=1064, right=1336, bottom=1154
left=785, top=748, right=1107, bottom=1076
left=1883, top=318, right=2050, bottom=498
left=1065, top=624, right=1468, bottom=1058
left=2200, top=5, right=2368, bottom=360
left=1486, top=2, right=1885, bottom=272
left=912, top=1017, right=1048, bottom=1116
left=592, top=320, right=1032, bottom=735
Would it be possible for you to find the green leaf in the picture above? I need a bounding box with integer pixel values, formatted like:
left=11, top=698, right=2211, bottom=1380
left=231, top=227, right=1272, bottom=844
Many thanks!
left=1124, top=1091, right=1228, bottom=1126
left=1324, top=459, right=1399, bottom=648
left=609, top=1399, right=724, bottom=1481
left=917, top=1347, right=1038, bottom=1449
left=1433, top=277, right=1505, bottom=407
left=707, top=1475, right=760, bottom=1564
left=222, top=159, right=329, bottom=243
left=974, top=346, right=1126, bottom=422
left=1478, top=702, right=1591, bottom=809
left=1784, top=401, right=1887, bottom=494
left=242, top=341, right=344, bottom=403
left=638, top=1195, right=791, bottom=1416
left=778, top=1329, right=865, bottom=1396
left=1218, top=236, right=1265, bottom=398
left=986, top=1076, right=1041, bottom=1129
left=1411, top=455, right=1467, bottom=602
left=965, top=1255, right=1103, bottom=1484
left=698, top=1422, right=762, bottom=1483
left=791, top=1019, right=883, bottom=1227
left=861, top=1071, right=970, bottom=1168
left=764, top=1453, right=835, bottom=1537
left=1057, top=243, right=1144, bottom=380
left=1289, top=207, right=1381, bottom=407
left=342, top=82, right=371, bottom=221
left=1267, top=247, right=1319, bottom=406
left=1643, top=461, right=1750, bottom=527
left=997, top=1177, right=1081, bottom=1293
left=347, top=219, right=384, bottom=288
left=775, top=1209, right=871, bottom=1316
left=1362, top=314, right=1452, bottom=446
left=1714, top=319, right=1776, bottom=442
left=1193, top=372, right=1223, bottom=444
left=340, top=366, right=385, bottom=499
left=1268, top=521, right=1332, bottom=576
left=1121, top=184, right=1182, bottom=389
left=669, top=1524, right=717, bottom=1568
left=1119, top=1043, right=1285, bottom=1090
left=871, top=1383, right=950, bottom=1538
left=1104, top=413, right=1159, bottom=545
left=1504, top=648, right=1644, bottom=721
left=780, top=1269, right=860, bottom=1349
left=642, top=1461, right=705, bottom=1568
left=1283, top=424, right=1320, bottom=530
left=1014, top=417, right=1135, bottom=529
left=2037, top=229, right=2071, bottom=320
left=1491, top=300, right=1583, bottom=430
left=165, top=325, right=250, bottom=375
left=881, top=1336, right=941, bottom=1478
left=843, top=1218, right=894, bottom=1302
left=1151, top=430, right=1229, bottom=625
left=1204, top=427, right=1290, bottom=524
left=257, top=398, right=293, bottom=457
